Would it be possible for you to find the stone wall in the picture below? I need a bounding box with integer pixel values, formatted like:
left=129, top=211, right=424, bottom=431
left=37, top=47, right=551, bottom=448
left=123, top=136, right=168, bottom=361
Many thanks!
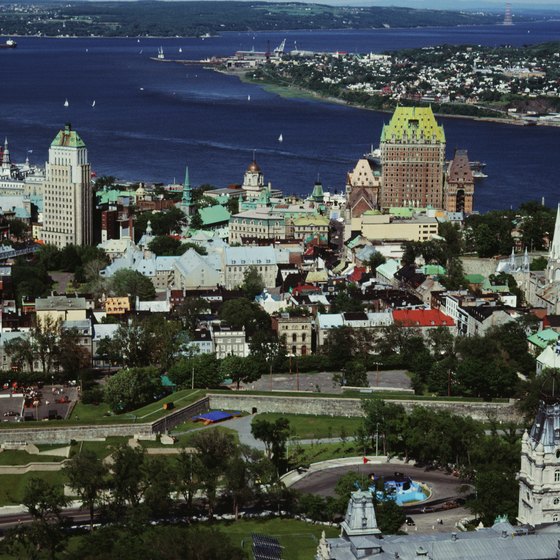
left=0, top=397, right=210, bottom=445
left=151, top=397, right=209, bottom=433
left=208, top=394, right=521, bottom=423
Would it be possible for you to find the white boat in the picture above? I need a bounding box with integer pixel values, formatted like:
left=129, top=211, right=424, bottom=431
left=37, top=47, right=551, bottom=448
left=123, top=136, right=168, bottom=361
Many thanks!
left=278, top=133, right=283, bottom=143
left=179, top=47, right=183, bottom=53
left=157, top=46, right=164, bottom=60
left=247, top=95, right=251, bottom=101
left=64, top=99, right=69, bottom=107
left=92, top=100, right=96, bottom=108
left=139, top=49, right=143, bottom=54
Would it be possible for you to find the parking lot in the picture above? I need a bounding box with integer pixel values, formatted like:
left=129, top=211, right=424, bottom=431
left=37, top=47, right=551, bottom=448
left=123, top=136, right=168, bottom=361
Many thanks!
left=0, top=384, right=79, bottom=423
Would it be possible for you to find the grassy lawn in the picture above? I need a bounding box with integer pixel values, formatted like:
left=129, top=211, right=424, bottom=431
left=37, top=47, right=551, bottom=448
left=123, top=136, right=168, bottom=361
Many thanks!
left=0, top=471, right=66, bottom=506
left=175, top=426, right=239, bottom=448
left=254, top=413, right=362, bottom=440
left=220, top=518, right=338, bottom=560
left=65, top=389, right=205, bottom=425
left=290, top=441, right=362, bottom=465
left=0, top=450, right=66, bottom=465
left=70, top=437, right=129, bottom=460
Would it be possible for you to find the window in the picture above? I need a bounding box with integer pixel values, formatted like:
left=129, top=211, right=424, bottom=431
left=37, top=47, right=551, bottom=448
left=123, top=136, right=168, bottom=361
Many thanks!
left=555, top=470, right=560, bottom=483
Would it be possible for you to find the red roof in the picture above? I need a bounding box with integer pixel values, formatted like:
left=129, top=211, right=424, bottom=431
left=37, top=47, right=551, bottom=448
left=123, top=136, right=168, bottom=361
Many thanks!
left=292, top=284, right=321, bottom=296
left=348, top=267, right=366, bottom=283
left=393, top=309, right=455, bottom=328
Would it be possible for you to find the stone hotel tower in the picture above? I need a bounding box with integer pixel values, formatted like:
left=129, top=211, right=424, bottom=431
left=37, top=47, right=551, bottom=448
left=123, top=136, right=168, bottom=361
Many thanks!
left=379, top=106, right=446, bottom=210
left=518, top=396, right=560, bottom=526
left=42, top=124, right=92, bottom=248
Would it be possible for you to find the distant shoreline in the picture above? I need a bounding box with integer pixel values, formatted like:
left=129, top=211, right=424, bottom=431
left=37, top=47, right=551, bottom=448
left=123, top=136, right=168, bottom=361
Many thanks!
left=219, top=70, right=558, bottom=128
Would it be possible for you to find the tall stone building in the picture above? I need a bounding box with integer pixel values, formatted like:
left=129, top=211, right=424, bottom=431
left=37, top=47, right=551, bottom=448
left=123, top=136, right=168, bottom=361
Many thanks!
left=42, top=124, right=92, bottom=248
left=518, top=397, right=560, bottom=526
left=379, top=106, right=446, bottom=210
left=444, top=149, right=475, bottom=213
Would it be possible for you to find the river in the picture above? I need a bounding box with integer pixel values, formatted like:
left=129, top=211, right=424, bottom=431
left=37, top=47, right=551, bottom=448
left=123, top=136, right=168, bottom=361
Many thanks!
left=0, top=21, right=559, bottom=212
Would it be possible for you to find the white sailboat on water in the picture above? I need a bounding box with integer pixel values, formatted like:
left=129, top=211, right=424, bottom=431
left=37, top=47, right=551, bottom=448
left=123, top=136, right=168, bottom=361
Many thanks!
left=64, top=99, right=69, bottom=108
left=179, top=47, right=183, bottom=53
left=278, top=133, right=283, bottom=143
left=247, top=94, right=251, bottom=102
left=92, top=100, right=96, bottom=108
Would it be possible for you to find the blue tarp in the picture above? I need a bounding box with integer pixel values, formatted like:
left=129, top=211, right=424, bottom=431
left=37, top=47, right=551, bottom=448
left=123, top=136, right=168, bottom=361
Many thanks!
left=192, top=410, right=240, bottom=423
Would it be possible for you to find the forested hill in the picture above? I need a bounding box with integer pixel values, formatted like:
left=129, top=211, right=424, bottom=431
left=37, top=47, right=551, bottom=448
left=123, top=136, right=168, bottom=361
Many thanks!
left=0, top=2, right=503, bottom=38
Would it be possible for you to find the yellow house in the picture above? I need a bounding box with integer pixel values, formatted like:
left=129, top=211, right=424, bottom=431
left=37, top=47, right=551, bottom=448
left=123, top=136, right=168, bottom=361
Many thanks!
left=105, top=297, right=130, bottom=315
left=35, top=295, right=90, bottom=323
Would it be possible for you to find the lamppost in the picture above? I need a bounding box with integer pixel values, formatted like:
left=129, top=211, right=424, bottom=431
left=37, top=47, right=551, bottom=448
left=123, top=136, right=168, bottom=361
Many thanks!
left=373, top=362, right=381, bottom=387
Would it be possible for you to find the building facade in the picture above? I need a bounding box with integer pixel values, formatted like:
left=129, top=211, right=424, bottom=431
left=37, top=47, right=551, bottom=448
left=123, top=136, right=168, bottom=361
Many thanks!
left=518, top=399, right=560, bottom=527
left=444, top=149, right=475, bottom=213
left=41, top=124, right=93, bottom=248
left=379, top=106, right=446, bottom=210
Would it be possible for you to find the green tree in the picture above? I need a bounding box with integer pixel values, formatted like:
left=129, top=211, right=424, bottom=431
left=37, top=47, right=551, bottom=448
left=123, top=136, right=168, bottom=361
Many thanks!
left=148, top=235, right=182, bottom=256
left=110, top=444, right=146, bottom=511
left=111, top=269, right=155, bottom=301
left=22, top=477, right=68, bottom=560
left=174, top=449, right=202, bottom=513
left=219, top=297, right=272, bottom=337
left=191, top=430, right=237, bottom=518
left=241, top=265, right=265, bottom=299
left=168, top=353, right=222, bottom=388
left=142, top=456, right=174, bottom=518
left=189, top=211, right=203, bottom=230
left=220, top=355, right=261, bottom=390
left=103, top=366, right=162, bottom=413
left=175, top=296, right=207, bottom=335
left=4, top=335, right=35, bottom=373
left=365, top=251, right=386, bottom=272
left=63, top=450, right=108, bottom=530
left=251, top=417, right=291, bottom=474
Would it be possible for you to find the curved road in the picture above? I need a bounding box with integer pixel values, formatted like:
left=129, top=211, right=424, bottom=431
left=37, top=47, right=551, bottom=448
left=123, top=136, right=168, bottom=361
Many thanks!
left=292, top=463, right=467, bottom=503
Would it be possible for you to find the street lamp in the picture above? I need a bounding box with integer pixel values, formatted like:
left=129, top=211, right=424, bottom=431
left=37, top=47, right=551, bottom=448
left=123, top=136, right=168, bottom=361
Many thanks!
left=372, top=362, right=381, bottom=387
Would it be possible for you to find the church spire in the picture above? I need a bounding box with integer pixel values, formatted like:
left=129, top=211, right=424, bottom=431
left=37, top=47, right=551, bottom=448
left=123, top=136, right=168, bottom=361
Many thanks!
left=546, top=203, right=560, bottom=283
left=1, top=137, right=10, bottom=168
left=182, top=165, right=192, bottom=210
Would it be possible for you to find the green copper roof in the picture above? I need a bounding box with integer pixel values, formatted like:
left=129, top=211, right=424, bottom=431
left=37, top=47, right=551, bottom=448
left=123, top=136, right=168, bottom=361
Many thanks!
left=464, top=273, right=485, bottom=284
left=381, top=106, right=445, bottom=144
left=528, top=329, right=559, bottom=350
left=51, top=124, right=86, bottom=148
left=199, top=205, right=231, bottom=226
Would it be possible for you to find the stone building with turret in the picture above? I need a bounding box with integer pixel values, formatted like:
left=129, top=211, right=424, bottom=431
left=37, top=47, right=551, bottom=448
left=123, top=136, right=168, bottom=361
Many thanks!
left=318, top=489, right=560, bottom=559
left=518, top=399, right=560, bottom=526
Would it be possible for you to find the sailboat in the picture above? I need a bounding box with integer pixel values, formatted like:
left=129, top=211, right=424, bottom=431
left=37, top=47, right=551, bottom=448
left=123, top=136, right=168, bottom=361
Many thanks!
left=247, top=94, right=251, bottom=102
left=64, top=99, right=69, bottom=108
left=157, top=46, right=164, bottom=60
left=179, top=47, right=183, bottom=53
left=278, top=133, right=283, bottom=143
left=139, top=49, right=143, bottom=54
left=92, top=100, right=96, bottom=108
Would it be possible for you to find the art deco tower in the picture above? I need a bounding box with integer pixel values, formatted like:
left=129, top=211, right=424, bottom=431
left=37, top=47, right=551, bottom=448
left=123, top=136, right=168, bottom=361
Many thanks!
left=42, top=124, right=93, bottom=248
left=379, top=106, right=446, bottom=210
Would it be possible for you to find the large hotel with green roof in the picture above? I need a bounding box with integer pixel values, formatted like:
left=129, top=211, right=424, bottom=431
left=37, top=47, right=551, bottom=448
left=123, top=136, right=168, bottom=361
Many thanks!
left=380, top=106, right=446, bottom=210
